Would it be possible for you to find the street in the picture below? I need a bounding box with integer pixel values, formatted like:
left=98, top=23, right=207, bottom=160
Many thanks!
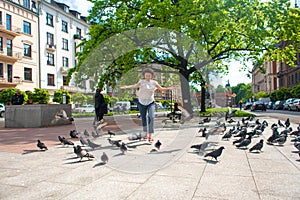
left=247, top=109, right=300, bottom=124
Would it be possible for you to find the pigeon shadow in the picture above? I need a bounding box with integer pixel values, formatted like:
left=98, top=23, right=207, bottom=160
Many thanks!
left=65, top=159, right=93, bottom=164
left=64, top=157, right=79, bottom=160
left=148, top=149, right=181, bottom=154
left=113, top=153, right=126, bottom=157
left=296, top=159, right=300, bottom=162
left=22, top=149, right=44, bottom=154
left=93, top=162, right=106, bottom=168
left=203, top=158, right=218, bottom=164
left=291, top=150, right=300, bottom=154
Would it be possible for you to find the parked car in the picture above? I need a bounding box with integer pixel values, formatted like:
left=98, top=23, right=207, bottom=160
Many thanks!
left=251, top=101, right=267, bottom=111
left=73, top=105, right=95, bottom=113
left=243, top=102, right=252, bottom=110
left=267, top=101, right=274, bottom=109
left=113, top=101, right=131, bottom=112
left=0, top=103, right=5, bottom=117
left=273, top=100, right=284, bottom=110
left=283, top=98, right=296, bottom=110
left=290, top=99, right=300, bottom=111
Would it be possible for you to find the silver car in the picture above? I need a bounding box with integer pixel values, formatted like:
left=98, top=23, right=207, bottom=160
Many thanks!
left=290, top=99, right=300, bottom=111
left=283, top=98, right=296, bottom=110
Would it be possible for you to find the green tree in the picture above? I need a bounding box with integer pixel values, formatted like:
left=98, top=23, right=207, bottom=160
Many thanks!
left=72, top=0, right=295, bottom=113
left=72, top=92, right=87, bottom=105
left=53, top=90, right=71, bottom=104
left=255, top=91, right=269, bottom=99
left=29, top=88, right=50, bottom=104
left=0, top=88, right=27, bottom=105
left=291, top=84, right=300, bottom=98
left=215, top=85, right=225, bottom=93
left=87, top=95, right=94, bottom=105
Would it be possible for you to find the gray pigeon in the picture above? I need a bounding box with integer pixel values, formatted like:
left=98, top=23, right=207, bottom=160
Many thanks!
left=294, top=142, right=300, bottom=151
left=249, top=139, right=264, bottom=152
left=79, top=136, right=88, bottom=146
left=120, top=142, right=128, bottom=154
left=76, top=145, right=95, bottom=161
left=101, top=152, right=109, bottom=164
left=204, top=146, right=225, bottom=161
left=236, top=135, right=252, bottom=149
left=84, top=129, right=90, bottom=137
left=108, top=138, right=121, bottom=147
left=37, top=140, right=48, bottom=150
left=92, top=131, right=99, bottom=139
left=87, top=139, right=101, bottom=150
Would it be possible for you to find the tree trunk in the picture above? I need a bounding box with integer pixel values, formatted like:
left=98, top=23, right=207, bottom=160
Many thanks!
left=179, top=71, right=193, bottom=115
left=201, top=81, right=206, bottom=112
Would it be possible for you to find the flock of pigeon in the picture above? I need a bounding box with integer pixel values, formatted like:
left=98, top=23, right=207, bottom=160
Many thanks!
left=36, top=122, right=163, bottom=164
left=191, top=116, right=300, bottom=162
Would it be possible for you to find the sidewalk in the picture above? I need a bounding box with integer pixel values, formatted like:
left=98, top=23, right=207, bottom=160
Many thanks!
left=0, top=115, right=299, bottom=200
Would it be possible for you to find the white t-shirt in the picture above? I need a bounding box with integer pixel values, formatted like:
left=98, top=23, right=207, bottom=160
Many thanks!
left=138, top=79, right=158, bottom=105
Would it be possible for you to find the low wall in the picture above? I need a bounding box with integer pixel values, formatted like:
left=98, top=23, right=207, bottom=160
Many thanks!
left=5, top=104, right=72, bottom=128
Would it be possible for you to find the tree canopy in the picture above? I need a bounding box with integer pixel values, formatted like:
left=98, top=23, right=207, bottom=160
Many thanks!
left=71, top=0, right=297, bottom=113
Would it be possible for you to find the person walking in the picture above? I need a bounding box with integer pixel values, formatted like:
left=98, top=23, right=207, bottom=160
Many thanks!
left=94, top=88, right=106, bottom=123
left=11, top=89, right=24, bottom=105
left=239, top=100, right=243, bottom=111
left=120, top=68, right=175, bottom=142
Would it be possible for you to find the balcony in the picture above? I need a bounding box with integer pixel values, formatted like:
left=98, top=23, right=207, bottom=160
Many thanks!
left=0, top=77, right=19, bottom=88
left=0, top=24, right=21, bottom=37
left=60, top=66, right=69, bottom=75
left=0, top=52, right=22, bottom=63
left=73, top=34, right=82, bottom=41
left=46, top=44, right=56, bottom=52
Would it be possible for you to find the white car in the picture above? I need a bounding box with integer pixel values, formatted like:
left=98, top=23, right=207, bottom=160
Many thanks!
left=0, top=104, right=5, bottom=117
left=73, top=105, right=95, bottom=113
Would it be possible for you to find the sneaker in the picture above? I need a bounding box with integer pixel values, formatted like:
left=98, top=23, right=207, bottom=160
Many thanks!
left=148, top=137, right=154, bottom=142
left=143, top=136, right=149, bottom=141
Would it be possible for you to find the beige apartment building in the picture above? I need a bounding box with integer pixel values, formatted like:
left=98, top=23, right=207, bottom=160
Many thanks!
left=0, top=0, right=39, bottom=91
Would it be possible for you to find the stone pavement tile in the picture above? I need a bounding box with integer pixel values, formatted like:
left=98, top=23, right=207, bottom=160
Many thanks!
left=260, top=194, right=300, bottom=200
left=103, top=170, right=154, bottom=184
left=47, top=163, right=113, bottom=186
left=126, top=175, right=199, bottom=200
left=2, top=181, right=81, bottom=200
left=194, top=173, right=260, bottom=200
left=0, top=168, right=21, bottom=179
left=0, top=165, right=68, bottom=187
left=192, top=196, right=228, bottom=200
left=253, top=171, right=300, bottom=198
left=62, top=179, right=141, bottom=200
left=0, top=184, right=28, bottom=200
left=155, top=161, right=206, bottom=178
left=248, top=158, right=299, bottom=174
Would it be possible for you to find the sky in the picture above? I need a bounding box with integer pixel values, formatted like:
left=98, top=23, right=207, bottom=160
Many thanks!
left=58, top=0, right=252, bottom=87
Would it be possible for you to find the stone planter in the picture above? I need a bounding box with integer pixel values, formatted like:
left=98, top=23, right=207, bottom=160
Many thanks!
left=5, top=104, right=72, bottom=128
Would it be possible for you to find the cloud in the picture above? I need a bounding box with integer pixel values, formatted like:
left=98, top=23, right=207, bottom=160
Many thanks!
left=57, top=0, right=93, bottom=16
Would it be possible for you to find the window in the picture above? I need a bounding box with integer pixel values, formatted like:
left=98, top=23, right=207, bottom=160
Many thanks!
left=7, top=64, right=12, bottom=83
left=76, top=27, right=81, bottom=37
left=0, top=37, right=2, bottom=51
left=47, top=53, right=54, bottom=65
left=0, top=63, right=3, bottom=78
left=23, top=0, right=30, bottom=9
left=64, top=6, right=69, bottom=13
left=23, top=21, right=31, bottom=34
left=46, top=13, right=53, bottom=26
left=6, top=14, right=11, bottom=30
left=47, top=74, right=55, bottom=86
left=7, top=39, right=12, bottom=56
left=63, top=76, right=68, bottom=86
left=0, top=11, right=2, bottom=25
left=24, top=44, right=31, bottom=57
left=24, top=67, right=32, bottom=81
left=62, top=20, right=68, bottom=33
left=46, top=32, right=54, bottom=45
left=62, top=57, right=68, bottom=67
left=62, top=38, right=68, bottom=50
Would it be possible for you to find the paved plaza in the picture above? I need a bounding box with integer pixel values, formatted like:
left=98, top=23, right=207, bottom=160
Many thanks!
left=0, top=115, right=299, bottom=200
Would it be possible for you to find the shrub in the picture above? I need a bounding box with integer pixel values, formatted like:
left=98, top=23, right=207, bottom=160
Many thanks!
left=0, top=88, right=28, bottom=105
left=53, top=90, right=71, bottom=104
left=29, top=88, right=50, bottom=104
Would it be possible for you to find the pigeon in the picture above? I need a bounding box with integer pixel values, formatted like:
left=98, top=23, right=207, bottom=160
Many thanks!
left=222, top=130, right=232, bottom=140
left=128, top=132, right=142, bottom=141
left=92, top=131, right=99, bottom=139
left=236, top=135, right=252, bottom=149
left=73, top=145, right=80, bottom=157
left=293, top=142, right=300, bottom=151
left=62, top=137, right=74, bottom=145
left=255, top=119, right=261, bottom=125
left=203, top=117, right=211, bottom=123
left=79, top=136, right=88, bottom=146
left=190, top=142, right=210, bottom=151
left=37, top=140, right=48, bottom=150
left=101, top=152, right=109, bottom=164
left=278, top=120, right=285, bottom=127
left=120, top=142, right=128, bottom=154
left=84, top=129, right=90, bottom=137
left=227, top=118, right=235, bottom=123
left=290, top=130, right=300, bottom=137
left=58, top=136, right=64, bottom=144
left=198, top=127, right=207, bottom=137
left=233, top=135, right=246, bottom=145
left=249, top=139, right=264, bottom=152
left=108, top=130, right=116, bottom=137
left=285, top=118, right=290, bottom=128
left=273, top=133, right=287, bottom=145
left=204, top=146, right=225, bottom=161
left=70, top=130, right=79, bottom=138
left=291, top=136, right=300, bottom=143
left=155, top=140, right=162, bottom=150
left=87, top=139, right=101, bottom=150
left=75, top=145, right=95, bottom=161
left=108, top=138, right=122, bottom=147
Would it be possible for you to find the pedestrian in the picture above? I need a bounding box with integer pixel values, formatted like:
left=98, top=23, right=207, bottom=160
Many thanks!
left=120, top=68, right=175, bottom=142
left=239, top=100, right=243, bottom=111
left=94, top=88, right=106, bottom=124
left=11, top=89, right=24, bottom=105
